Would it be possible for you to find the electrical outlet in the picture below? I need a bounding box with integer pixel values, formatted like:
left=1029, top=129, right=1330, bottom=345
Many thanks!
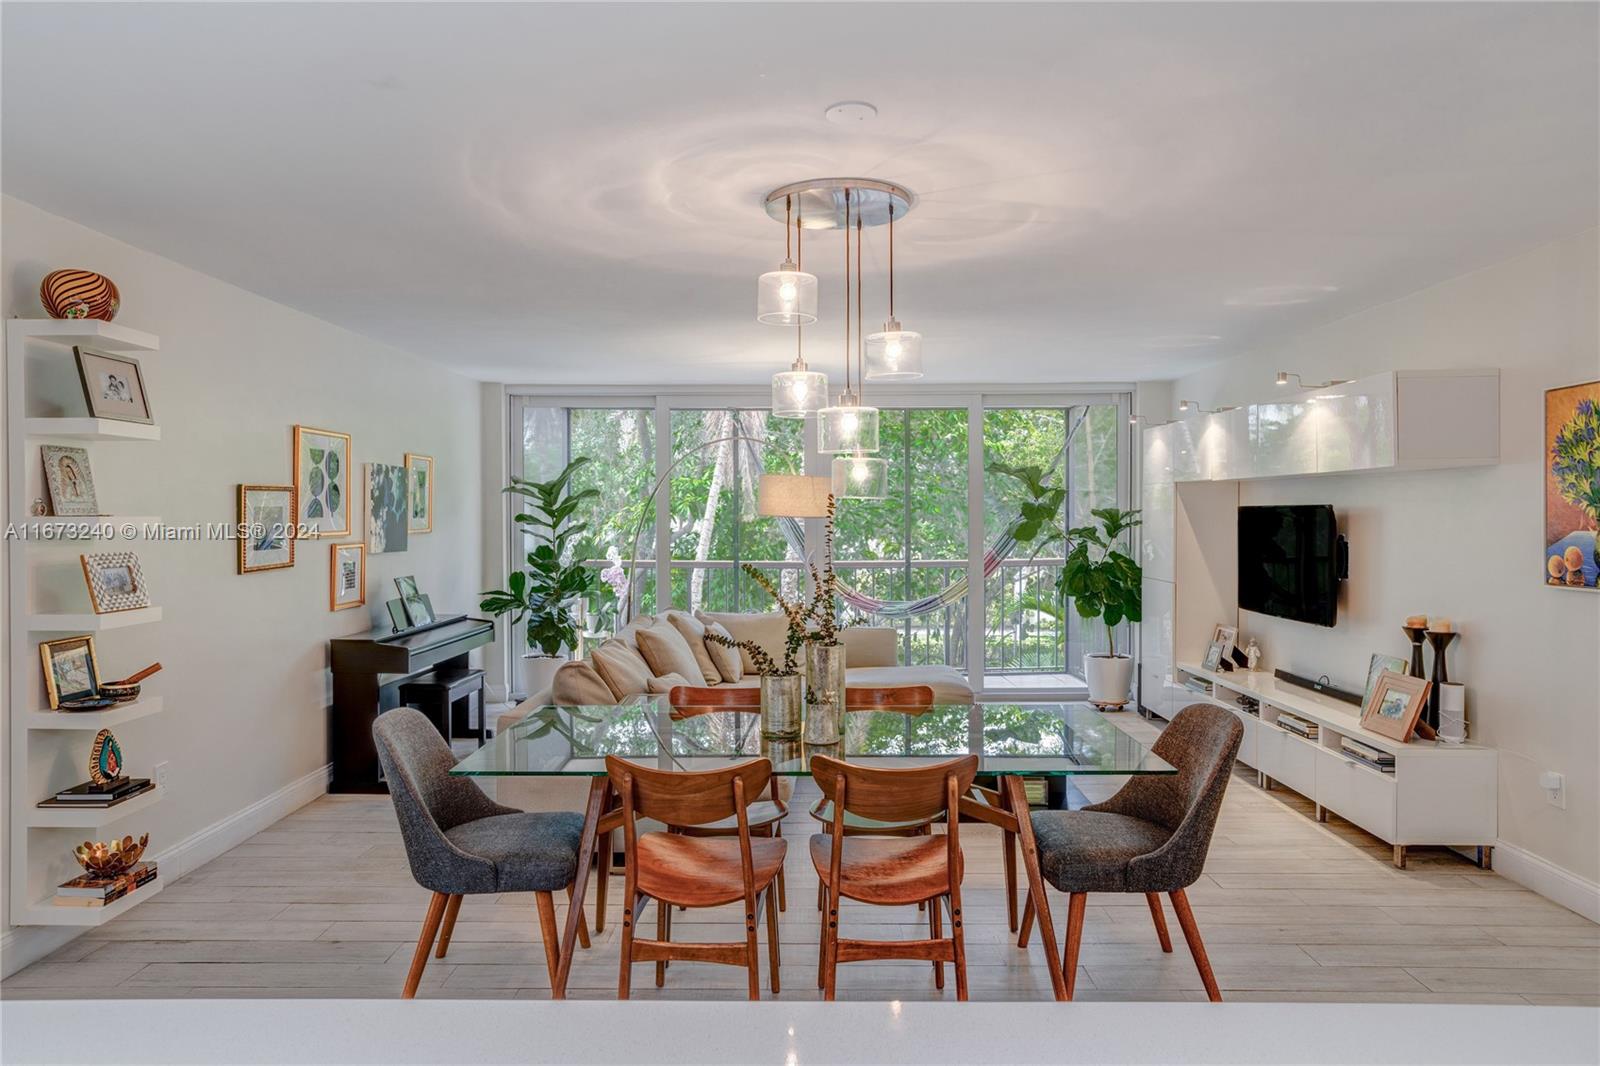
left=1540, top=770, right=1565, bottom=810
left=154, top=761, right=170, bottom=790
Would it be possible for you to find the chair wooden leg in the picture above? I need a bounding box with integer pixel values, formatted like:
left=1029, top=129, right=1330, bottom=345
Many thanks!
left=655, top=896, right=671, bottom=988
left=765, top=885, right=782, bottom=993
left=928, top=894, right=944, bottom=990
left=566, top=882, right=591, bottom=950
left=817, top=885, right=829, bottom=988
left=917, top=825, right=928, bottom=913
left=535, top=890, right=561, bottom=989
left=999, top=783, right=1019, bottom=933
left=823, top=886, right=840, bottom=1001
left=617, top=890, right=638, bottom=1000
left=816, top=879, right=825, bottom=912
left=950, top=892, right=969, bottom=1002
left=1017, top=892, right=1035, bottom=948
left=777, top=868, right=787, bottom=913
left=744, top=896, right=762, bottom=1001
left=1169, top=887, right=1222, bottom=1002
left=434, top=894, right=463, bottom=959
left=402, top=891, right=448, bottom=999
left=1061, top=892, right=1087, bottom=1001
left=594, top=832, right=611, bottom=932
left=1146, top=892, right=1172, bottom=952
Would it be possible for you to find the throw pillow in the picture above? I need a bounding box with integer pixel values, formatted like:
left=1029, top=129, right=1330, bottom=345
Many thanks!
left=646, top=672, right=696, bottom=694
left=634, top=621, right=706, bottom=685
left=697, top=609, right=789, bottom=674
left=550, top=660, right=618, bottom=706
left=701, top=619, right=744, bottom=682
left=591, top=639, right=652, bottom=699
left=664, top=609, right=722, bottom=684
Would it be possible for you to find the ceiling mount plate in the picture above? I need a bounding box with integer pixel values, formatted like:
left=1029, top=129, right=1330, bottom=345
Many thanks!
left=764, top=178, right=915, bottom=230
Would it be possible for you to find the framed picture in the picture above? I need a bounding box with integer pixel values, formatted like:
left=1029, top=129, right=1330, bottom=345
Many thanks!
left=1211, top=624, right=1238, bottom=660
left=1360, top=670, right=1430, bottom=742
left=40, top=444, right=99, bottom=515
left=80, top=551, right=151, bottom=613
left=1361, top=653, right=1409, bottom=717
left=40, top=636, right=101, bottom=708
left=73, top=346, right=153, bottom=424
left=367, top=463, right=409, bottom=554
left=1202, top=640, right=1225, bottom=672
left=238, top=484, right=296, bottom=574
left=294, top=426, right=351, bottom=538
left=1544, top=381, right=1598, bottom=591
left=386, top=597, right=409, bottom=632
left=330, top=543, right=366, bottom=611
left=394, top=575, right=431, bottom=626
left=405, top=453, right=434, bottom=534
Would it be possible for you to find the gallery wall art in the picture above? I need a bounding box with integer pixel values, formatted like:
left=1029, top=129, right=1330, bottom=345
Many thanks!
left=405, top=453, right=433, bottom=534
left=294, top=425, right=351, bottom=537
left=330, top=542, right=365, bottom=611
left=367, top=462, right=409, bottom=554
left=238, top=484, right=296, bottom=573
left=1545, top=380, right=1599, bottom=591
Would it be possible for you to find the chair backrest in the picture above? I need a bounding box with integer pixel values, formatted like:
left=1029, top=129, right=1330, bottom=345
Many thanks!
left=604, top=755, right=772, bottom=829
left=373, top=708, right=505, bottom=889
left=667, top=685, right=760, bottom=710
left=1093, top=703, right=1243, bottom=887
left=843, top=684, right=935, bottom=709
left=810, top=753, right=978, bottom=824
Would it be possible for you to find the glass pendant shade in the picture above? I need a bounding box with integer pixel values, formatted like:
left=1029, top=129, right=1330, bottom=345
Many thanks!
left=864, top=320, right=924, bottom=380
left=756, top=262, right=818, bottom=325
left=832, top=454, right=889, bottom=499
left=770, top=366, right=828, bottom=418
left=817, top=398, right=880, bottom=454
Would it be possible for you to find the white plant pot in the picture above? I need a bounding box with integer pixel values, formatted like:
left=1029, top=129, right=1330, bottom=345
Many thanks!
left=1083, top=653, right=1135, bottom=707
left=522, top=654, right=564, bottom=702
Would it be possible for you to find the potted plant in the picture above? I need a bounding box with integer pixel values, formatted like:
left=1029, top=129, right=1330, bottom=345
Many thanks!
left=705, top=564, right=815, bottom=739
left=1057, top=507, right=1143, bottom=708
left=480, top=457, right=601, bottom=700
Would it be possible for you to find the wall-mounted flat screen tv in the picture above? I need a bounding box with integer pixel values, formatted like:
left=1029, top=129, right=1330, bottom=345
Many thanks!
left=1238, top=504, right=1343, bottom=627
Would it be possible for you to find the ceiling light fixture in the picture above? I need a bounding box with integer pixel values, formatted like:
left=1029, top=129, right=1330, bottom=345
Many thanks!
left=1178, top=400, right=1239, bottom=415
left=832, top=211, right=887, bottom=498
left=770, top=202, right=828, bottom=418
left=864, top=204, right=923, bottom=380
left=756, top=195, right=818, bottom=325
left=1275, top=371, right=1350, bottom=390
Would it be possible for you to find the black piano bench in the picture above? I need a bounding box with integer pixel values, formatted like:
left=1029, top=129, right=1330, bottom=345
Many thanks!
left=398, top=669, right=488, bottom=748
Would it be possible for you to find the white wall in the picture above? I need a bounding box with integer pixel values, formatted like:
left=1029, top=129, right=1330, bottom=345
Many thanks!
left=1169, top=229, right=1600, bottom=889
left=1, top=196, right=485, bottom=969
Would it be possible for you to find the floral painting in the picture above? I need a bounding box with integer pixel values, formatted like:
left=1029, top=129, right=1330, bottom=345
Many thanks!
left=367, top=462, right=409, bottom=555
left=1545, top=381, right=1599, bottom=591
left=294, top=426, right=351, bottom=537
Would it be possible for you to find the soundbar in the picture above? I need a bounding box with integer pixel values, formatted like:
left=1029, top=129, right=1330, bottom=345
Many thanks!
left=1274, top=668, right=1363, bottom=707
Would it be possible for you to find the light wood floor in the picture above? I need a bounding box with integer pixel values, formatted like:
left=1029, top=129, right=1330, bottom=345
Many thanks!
left=5, top=714, right=1597, bottom=1004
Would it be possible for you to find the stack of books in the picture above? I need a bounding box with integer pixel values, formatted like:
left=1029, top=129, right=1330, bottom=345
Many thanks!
left=1182, top=678, right=1213, bottom=697
left=36, top=777, right=154, bottom=810
left=1340, top=736, right=1396, bottom=773
left=54, top=861, right=158, bottom=907
left=1235, top=695, right=1260, bottom=716
left=1276, top=711, right=1319, bottom=740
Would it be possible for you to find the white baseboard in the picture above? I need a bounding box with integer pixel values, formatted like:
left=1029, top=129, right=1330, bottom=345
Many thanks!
left=1492, top=838, right=1600, bottom=923
left=0, top=763, right=330, bottom=979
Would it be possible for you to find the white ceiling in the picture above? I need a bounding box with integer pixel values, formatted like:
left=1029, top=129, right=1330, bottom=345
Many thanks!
left=3, top=3, right=1596, bottom=384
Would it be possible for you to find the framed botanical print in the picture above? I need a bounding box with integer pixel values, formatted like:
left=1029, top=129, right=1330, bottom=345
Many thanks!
left=395, top=576, right=431, bottom=626
left=1360, top=670, right=1430, bottom=742
left=367, top=463, right=409, bottom=554
left=73, top=346, right=153, bottom=424
left=405, top=453, right=434, bottom=534
left=80, top=551, right=151, bottom=613
left=40, top=636, right=101, bottom=708
left=1545, top=381, right=1599, bottom=591
left=238, top=484, right=296, bottom=573
left=40, top=445, right=99, bottom=515
left=294, top=426, right=352, bottom=538
left=330, top=542, right=366, bottom=611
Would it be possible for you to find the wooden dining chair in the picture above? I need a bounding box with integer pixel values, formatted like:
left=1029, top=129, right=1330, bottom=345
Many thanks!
left=810, top=752, right=979, bottom=1000
left=664, top=686, right=789, bottom=911
left=605, top=755, right=787, bottom=999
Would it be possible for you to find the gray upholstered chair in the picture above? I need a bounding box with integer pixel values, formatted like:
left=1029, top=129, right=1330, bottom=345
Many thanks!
left=373, top=708, right=589, bottom=998
left=1020, top=703, right=1243, bottom=1001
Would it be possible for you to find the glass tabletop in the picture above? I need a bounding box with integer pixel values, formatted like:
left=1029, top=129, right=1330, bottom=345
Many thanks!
left=450, top=699, right=1175, bottom=778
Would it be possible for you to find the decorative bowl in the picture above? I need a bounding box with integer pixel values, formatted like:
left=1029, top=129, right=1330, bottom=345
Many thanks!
left=40, top=269, right=120, bottom=321
left=98, top=681, right=141, bottom=703
left=75, top=834, right=149, bottom=876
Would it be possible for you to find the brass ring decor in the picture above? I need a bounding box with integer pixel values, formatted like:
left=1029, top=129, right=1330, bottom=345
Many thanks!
left=40, top=269, right=120, bottom=321
left=74, top=833, right=149, bottom=876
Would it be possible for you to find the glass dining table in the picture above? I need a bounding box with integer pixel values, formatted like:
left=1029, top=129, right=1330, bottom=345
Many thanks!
left=452, top=698, right=1175, bottom=1001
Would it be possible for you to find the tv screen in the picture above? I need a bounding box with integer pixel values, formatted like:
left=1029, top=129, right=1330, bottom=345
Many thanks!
left=1238, top=505, right=1341, bottom=627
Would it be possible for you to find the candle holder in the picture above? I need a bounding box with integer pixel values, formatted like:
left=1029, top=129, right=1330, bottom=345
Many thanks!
left=1426, top=630, right=1458, bottom=731
left=1402, top=625, right=1428, bottom=681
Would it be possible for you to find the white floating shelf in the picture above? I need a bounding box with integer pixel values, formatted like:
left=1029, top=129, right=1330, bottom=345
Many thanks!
left=6, top=318, right=160, bottom=353
left=24, top=418, right=161, bottom=442
left=18, top=877, right=164, bottom=927
left=24, top=697, right=165, bottom=730
left=18, top=516, right=162, bottom=541
left=28, top=607, right=163, bottom=631
left=27, top=785, right=164, bottom=828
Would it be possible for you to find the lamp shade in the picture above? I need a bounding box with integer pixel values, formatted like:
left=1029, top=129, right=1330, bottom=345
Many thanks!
left=831, top=454, right=888, bottom=499
left=770, top=367, right=828, bottom=418
left=757, top=474, right=832, bottom=518
left=864, top=321, right=923, bottom=380
left=757, top=264, right=818, bottom=325
left=817, top=399, right=880, bottom=454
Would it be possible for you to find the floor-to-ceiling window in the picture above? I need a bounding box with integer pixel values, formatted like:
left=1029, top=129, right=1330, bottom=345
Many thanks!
left=510, top=390, right=1128, bottom=696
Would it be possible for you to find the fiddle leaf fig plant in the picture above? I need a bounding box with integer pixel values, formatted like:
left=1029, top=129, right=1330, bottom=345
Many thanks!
left=1057, top=507, right=1143, bottom=658
left=986, top=460, right=1067, bottom=552
left=480, top=457, right=601, bottom=657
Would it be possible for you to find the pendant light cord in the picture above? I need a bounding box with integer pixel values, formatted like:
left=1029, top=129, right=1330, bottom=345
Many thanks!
left=888, top=203, right=895, bottom=319
left=856, top=213, right=864, bottom=391
left=842, top=188, right=852, bottom=394
left=785, top=195, right=792, bottom=262
left=796, top=201, right=804, bottom=368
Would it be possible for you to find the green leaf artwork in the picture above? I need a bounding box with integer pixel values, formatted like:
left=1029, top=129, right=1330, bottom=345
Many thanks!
left=325, top=451, right=340, bottom=479
left=308, top=467, right=324, bottom=496
left=327, top=482, right=340, bottom=512
left=307, top=498, right=324, bottom=518
left=309, top=447, right=325, bottom=464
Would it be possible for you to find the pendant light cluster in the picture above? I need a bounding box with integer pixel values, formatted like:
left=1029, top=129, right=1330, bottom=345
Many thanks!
left=757, top=178, right=921, bottom=500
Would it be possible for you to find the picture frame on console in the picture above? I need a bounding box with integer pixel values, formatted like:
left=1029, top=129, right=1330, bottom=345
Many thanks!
left=1202, top=640, right=1225, bottom=672
left=1360, top=670, right=1430, bottom=741
left=1361, top=653, right=1409, bottom=716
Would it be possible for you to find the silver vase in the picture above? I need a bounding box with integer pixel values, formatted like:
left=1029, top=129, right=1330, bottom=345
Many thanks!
left=804, top=642, right=846, bottom=745
left=760, top=674, right=803, bottom=739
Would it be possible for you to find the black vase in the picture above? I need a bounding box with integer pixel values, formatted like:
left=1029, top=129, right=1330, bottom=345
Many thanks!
left=1426, top=631, right=1458, bottom=731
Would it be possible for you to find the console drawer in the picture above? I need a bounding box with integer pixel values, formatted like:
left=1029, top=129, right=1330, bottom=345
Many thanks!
left=1314, top=748, right=1398, bottom=842
left=1260, top=724, right=1317, bottom=797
